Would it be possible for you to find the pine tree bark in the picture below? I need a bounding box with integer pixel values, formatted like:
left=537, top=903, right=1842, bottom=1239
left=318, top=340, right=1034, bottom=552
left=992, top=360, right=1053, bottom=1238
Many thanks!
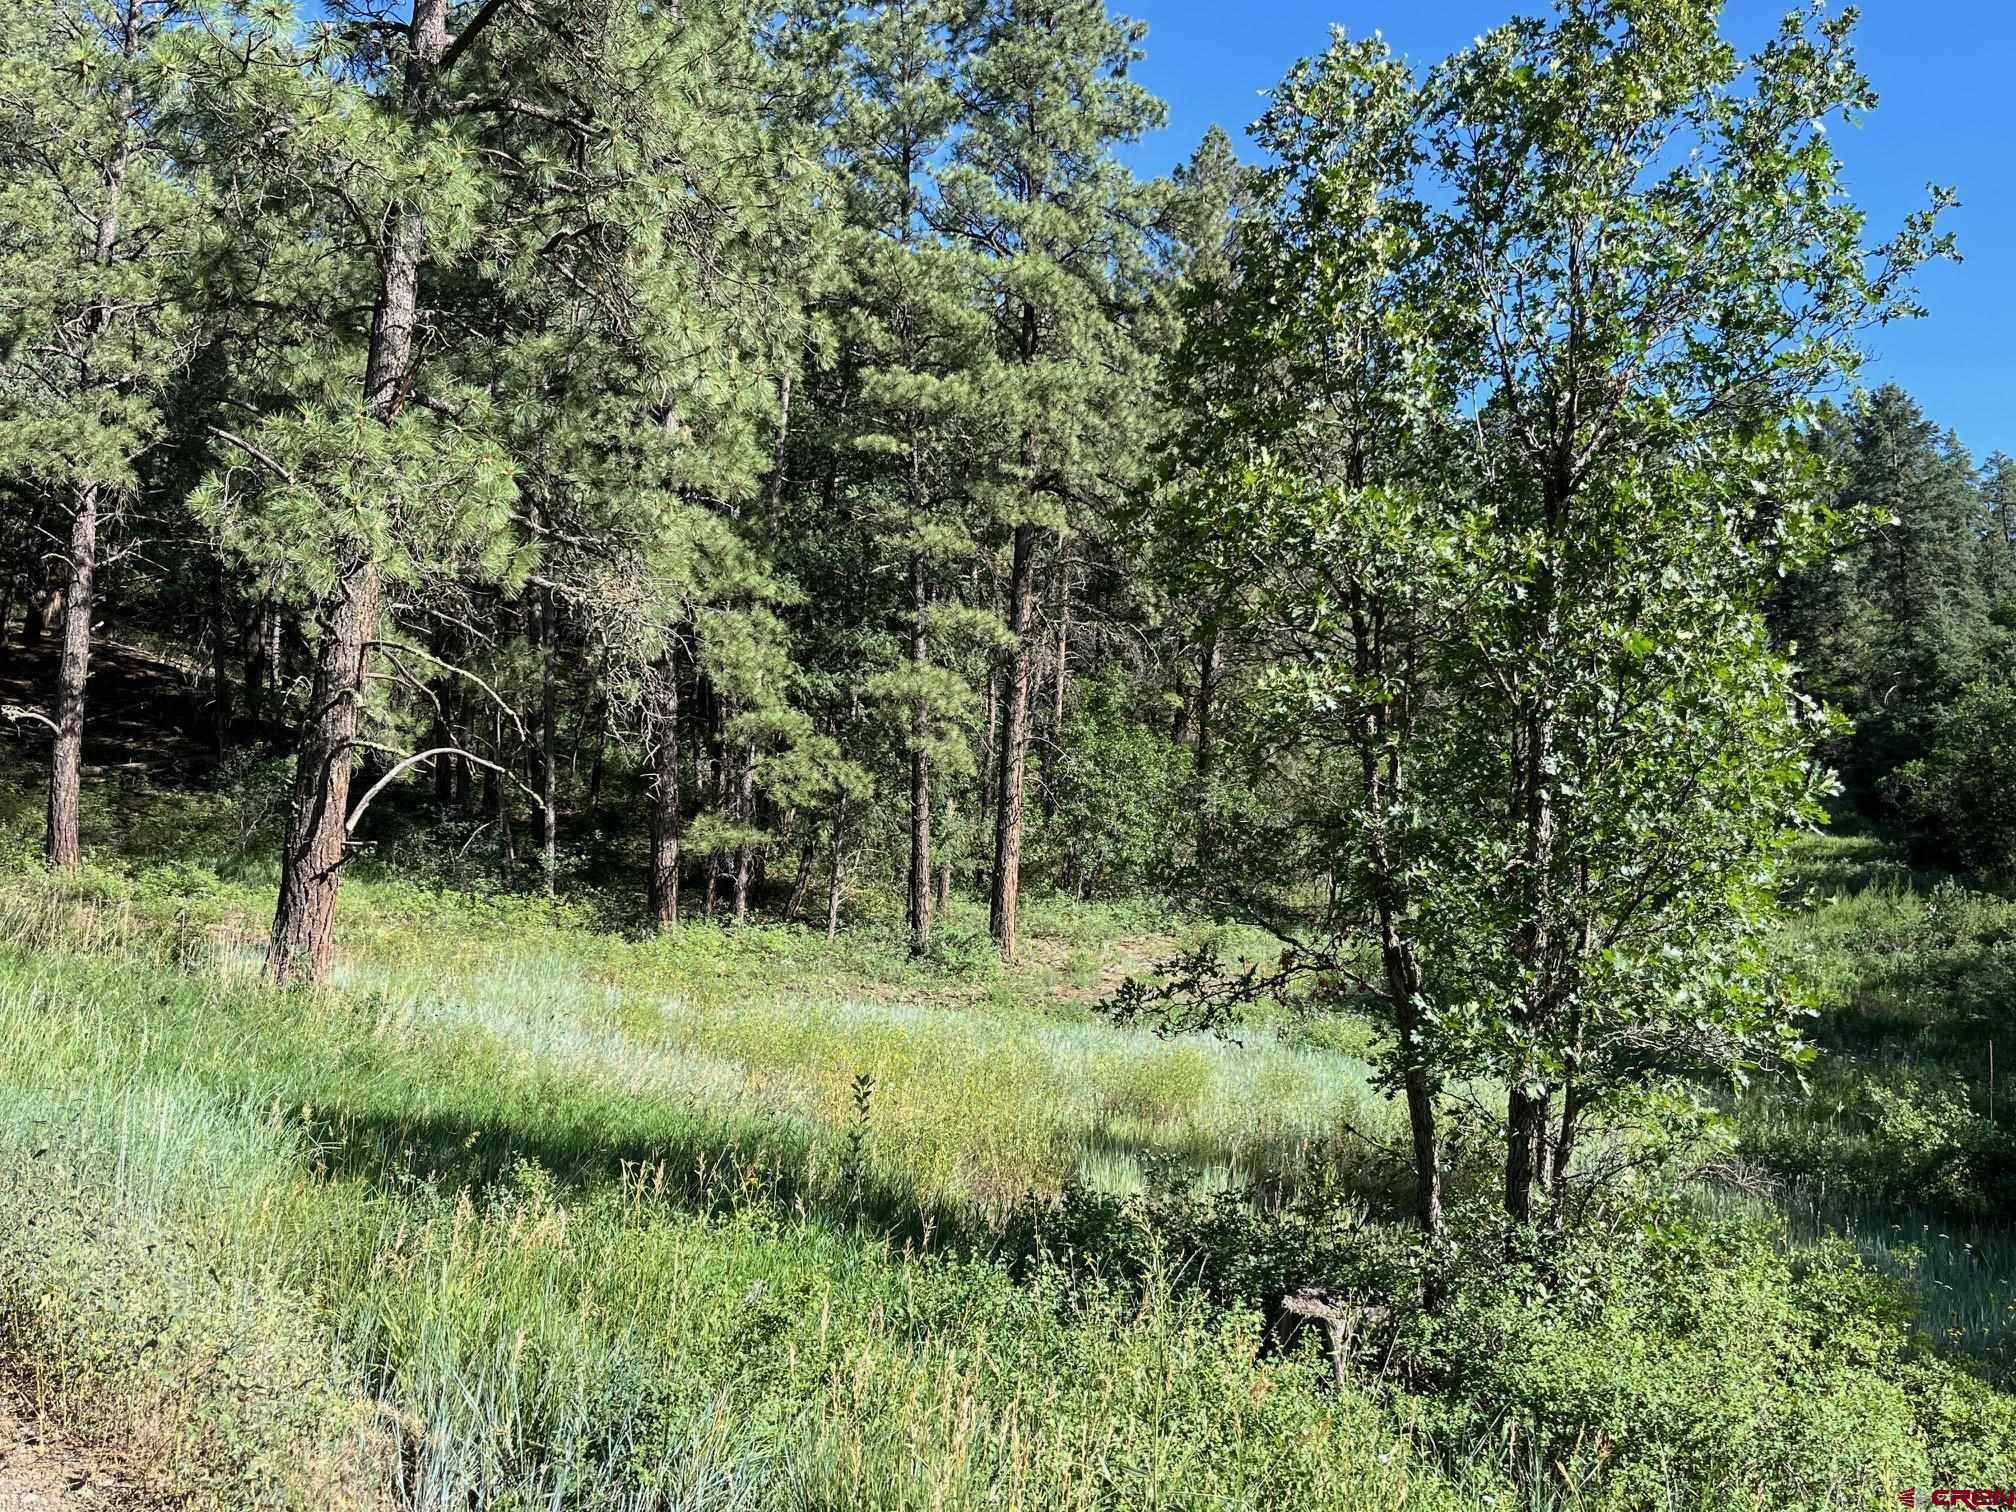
left=988, top=521, right=1039, bottom=958
left=825, top=789, right=848, bottom=942
left=1040, top=547, right=1069, bottom=819
left=45, top=0, right=140, bottom=871
left=907, top=552, right=932, bottom=954
left=935, top=791, right=955, bottom=915
left=431, top=711, right=455, bottom=806
left=493, top=726, right=516, bottom=864
left=266, top=0, right=445, bottom=983
left=976, top=664, right=996, bottom=887
left=703, top=684, right=724, bottom=918
left=785, top=837, right=814, bottom=921
left=585, top=696, right=607, bottom=818
left=732, top=751, right=756, bottom=924
left=267, top=563, right=381, bottom=982
left=649, top=663, right=681, bottom=931
left=539, top=586, right=558, bottom=892
left=44, top=484, right=97, bottom=870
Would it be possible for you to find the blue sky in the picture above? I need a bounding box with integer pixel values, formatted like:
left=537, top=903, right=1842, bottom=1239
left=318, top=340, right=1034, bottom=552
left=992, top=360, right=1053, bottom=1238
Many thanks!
left=1117, top=1, right=2014, bottom=463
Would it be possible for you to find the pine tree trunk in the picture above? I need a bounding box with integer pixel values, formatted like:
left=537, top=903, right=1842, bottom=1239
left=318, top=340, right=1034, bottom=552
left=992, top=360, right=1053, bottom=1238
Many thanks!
left=732, top=752, right=756, bottom=924
left=825, top=789, right=847, bottom=942
left=45, top=0, right=137, bottom=872
left=494, top=736, right=516, bottom=864
left=539, top=586, right=558, bottom=892
left=704, top=686, right=724, bottom=918
left=44, top=484, right=97, bottom=870
left=907, top=551, right=932, bottom=954
left=935, top=791, right=955, bottom=915
left=264, top=0, right=445, bottom=984
left=649, top=666, right=681, bottom=931
left=431, top=712, right=454, bottom=806
left=975, top=665, right=996, bottom=888
left=266, top=563, right=381, bottom=982
left=585, top=697, right=607, bottom=819
left=989, top=521, right=1039, bottom=958
left=1041, top=547, right=1069, bottom=819
left=786, top=837, right=814, bottom=922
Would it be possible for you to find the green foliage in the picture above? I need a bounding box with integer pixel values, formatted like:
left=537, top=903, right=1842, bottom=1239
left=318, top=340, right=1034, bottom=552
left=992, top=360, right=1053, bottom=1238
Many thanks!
left=1775, top=387, right=2004, bottom=828
left=0, top=0, right=198, bottom=492
left=1036, top=671, right=1194, bottom=898
left=1023, top=1177, right=2016, bottom=1507
left=1398, top=1211, right=2016, bottom=1502
left=1152, top=0, right=1950, bottom=1228
left=1887, top=679, right=2016, bottom=877
left=0, top=1084, right=381, bottom=1508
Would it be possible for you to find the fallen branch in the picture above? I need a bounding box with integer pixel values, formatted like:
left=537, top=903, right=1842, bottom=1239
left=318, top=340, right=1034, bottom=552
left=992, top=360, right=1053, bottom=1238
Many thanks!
left=346, top=743, right=545, bottom=835
left=0, top=703, right=59, bottom=735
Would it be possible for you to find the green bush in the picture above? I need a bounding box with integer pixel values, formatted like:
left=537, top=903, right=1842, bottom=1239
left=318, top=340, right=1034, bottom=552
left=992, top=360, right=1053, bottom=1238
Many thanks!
left=1035, top=671, right=1194, bottom=899
left=1401, top=1207, right=2016, bottom=1504
left=1886, top=680, right=2016, bottom=878
left=1014, top=1180, right=2016, bottom=1508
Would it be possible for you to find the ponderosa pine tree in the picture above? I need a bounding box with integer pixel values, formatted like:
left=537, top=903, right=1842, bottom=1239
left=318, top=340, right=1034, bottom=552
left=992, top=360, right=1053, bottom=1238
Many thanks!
left=182, top=0, right=813, bottom=979
left=820, top=0, right=1004, bottom=954
left=939, top=0, right=1165, bottom=958
left=0, top=0, right=197, bottom=867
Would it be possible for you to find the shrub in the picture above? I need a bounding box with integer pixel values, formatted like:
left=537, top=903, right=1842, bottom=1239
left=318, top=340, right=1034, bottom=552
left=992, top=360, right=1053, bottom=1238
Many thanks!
left=1013, top=1179, right=2016, bottom=1508
left=0, top=1088, right=381, bottom=1508
left=1886, top=680, right=2016, bottom=878
left=1035, top=671, right=1194, bottom=899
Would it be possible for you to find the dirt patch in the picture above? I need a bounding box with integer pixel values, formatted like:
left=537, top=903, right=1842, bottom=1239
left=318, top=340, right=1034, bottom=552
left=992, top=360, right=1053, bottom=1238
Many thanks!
left=0, top=1392, right=137, bottom=1510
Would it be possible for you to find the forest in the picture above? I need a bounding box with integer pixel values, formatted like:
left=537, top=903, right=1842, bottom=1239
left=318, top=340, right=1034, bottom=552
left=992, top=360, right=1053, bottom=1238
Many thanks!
left=1, top=0, right=2013, bottom=1506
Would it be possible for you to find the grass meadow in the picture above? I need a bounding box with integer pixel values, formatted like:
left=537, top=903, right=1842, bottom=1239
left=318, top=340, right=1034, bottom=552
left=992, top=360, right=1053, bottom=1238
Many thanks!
left=0, top=814, right=1466, bottom=1509
left=0, top=766, right=2012, bottom=1507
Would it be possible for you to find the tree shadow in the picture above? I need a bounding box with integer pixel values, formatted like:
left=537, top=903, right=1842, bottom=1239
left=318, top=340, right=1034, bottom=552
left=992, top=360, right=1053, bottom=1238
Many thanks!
left=300, top=1095, right=999, bottom=1260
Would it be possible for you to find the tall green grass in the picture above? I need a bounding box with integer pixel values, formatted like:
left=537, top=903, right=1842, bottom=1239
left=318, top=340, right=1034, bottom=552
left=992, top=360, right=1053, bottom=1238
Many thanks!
left=0, top=863, right=1469, bottom=1509
left=2, top=774, right=2012, bottom=1506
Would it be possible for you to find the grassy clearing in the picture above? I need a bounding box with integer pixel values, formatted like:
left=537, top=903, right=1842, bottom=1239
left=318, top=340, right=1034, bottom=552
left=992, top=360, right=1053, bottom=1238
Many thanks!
left=0, top=847, right=1465, bottom=1509
left=1727, top=828, right=2016, bottom=1374
left=2, top=765, right=2014, bottom=1506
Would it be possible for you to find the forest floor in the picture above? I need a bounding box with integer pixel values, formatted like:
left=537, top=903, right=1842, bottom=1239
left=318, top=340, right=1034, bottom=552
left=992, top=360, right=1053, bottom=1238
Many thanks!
left=0, top=1391, right=134, bottom=1511
left=0, top=638, right=217, bottom=783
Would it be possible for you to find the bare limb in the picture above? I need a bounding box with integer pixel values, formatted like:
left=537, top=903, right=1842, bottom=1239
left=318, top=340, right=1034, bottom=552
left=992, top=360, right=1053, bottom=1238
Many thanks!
left=363, top=640, right=529, bottom=745
left=438, top=0, right=514, bottom=75
left=207, top=424, right=295, bottom=484
left=0, top=704, right=60, bottom=735
left=346, top=743, right=544, bottom=835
